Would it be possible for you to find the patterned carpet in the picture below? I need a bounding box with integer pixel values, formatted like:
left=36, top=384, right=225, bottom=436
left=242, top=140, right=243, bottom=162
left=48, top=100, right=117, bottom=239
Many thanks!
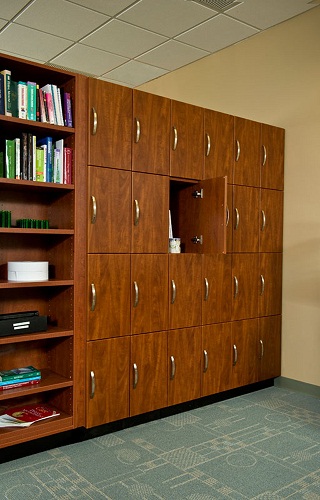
left=0, top=386, right=320, bottom=499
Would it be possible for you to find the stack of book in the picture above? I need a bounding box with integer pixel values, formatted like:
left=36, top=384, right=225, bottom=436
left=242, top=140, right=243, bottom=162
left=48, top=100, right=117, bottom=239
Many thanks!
left=0, top=365, right=41, bottom=391
left=0, top=68, right=73, bottom=127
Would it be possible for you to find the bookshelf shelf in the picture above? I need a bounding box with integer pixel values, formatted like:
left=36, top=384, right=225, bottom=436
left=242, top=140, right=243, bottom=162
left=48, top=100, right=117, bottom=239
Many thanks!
left=0, top=369, right=73, bottom=401
left=0, top=280, right=74, bottom=289
left=0, top=327, right=73, bottom=345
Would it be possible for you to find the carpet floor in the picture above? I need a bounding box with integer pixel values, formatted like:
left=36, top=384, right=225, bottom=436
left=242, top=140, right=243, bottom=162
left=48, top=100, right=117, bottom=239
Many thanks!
left=0, top=386, right=319, bottom=499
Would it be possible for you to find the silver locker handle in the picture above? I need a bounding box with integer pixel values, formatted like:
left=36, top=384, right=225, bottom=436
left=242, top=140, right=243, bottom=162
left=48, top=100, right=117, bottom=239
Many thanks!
left=204, top=277, right=209, bottom=301
left=205, top=133, right=211, bottom=157
left=203, top=350, right=209, bottom=373
left=235, top=140, right=240, bottom=161
left=172, top=126, right=178, bottom=150
left=170, top=355, right=176, bottom=380
left=133, top=281, right=139, bottom=307
left=233, top=344, right=238, bottom=366
left=171, top=279, right=176, bottom=304
left=234, top=276, right=239, bottom=298
left=135, top=118, right=141, bottom=143
left=92, top=107, right=97, bottom=135
left=91, top=283, right=96, bottom=311
left=91, top=195, right=97, bottom=224
left=133, top=363, right=138, bottom=388
left=90, top=370, right=95, bottom=399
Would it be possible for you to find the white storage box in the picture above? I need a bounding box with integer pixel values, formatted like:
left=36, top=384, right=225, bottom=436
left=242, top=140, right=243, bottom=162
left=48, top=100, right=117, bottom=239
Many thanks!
left=7, top=261, right=49, bottom=282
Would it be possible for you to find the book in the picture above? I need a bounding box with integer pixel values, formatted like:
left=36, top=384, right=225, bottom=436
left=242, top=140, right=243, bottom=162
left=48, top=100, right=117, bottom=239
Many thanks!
left=27, top=81, right=37, bottom=121
left=0, top=365, right=41, bottom=382
left=51, top=84, right=63, bottom=126
left=0, top=378, right=40, bottom=391
left=10, top=80, right=18, bottom=118
left=35, top=146, right=45, bottom=181
left=21, top=132, right=28, bottom=180
left=32, top=134, right=36, bottom=181
left=0, top=69, right=12, bottom=116
left=36, top=84, right=40, bottom=121
left=0, top=375, right=41, bottom=387
left=18, top=81, right=27, bottom=119
left=14, top=137, right=20, bottom=179
left=27, top=132, right=33, bottom=180
left=5, top=139, right=15, bottom=179
left=0, top=73, right=4, bottom=115
left=41, top=84, right=55, bottom=124
left=37, top=136, right=53, bottom=182
left=38, top=88, right=47, bottom=123
left=64, top=146, right=73, bottom=184
left=63, top=91, right=73, bottom=127
left=57, top=87, right=64, bottom=126
left=0, top=403, right=59, bottom=427
left=54, top=138, right=64, bottom=183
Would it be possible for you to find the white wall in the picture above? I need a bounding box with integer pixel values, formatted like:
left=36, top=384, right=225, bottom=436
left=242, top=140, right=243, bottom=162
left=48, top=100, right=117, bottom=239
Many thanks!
left=139, top=7, right=320, bottom=387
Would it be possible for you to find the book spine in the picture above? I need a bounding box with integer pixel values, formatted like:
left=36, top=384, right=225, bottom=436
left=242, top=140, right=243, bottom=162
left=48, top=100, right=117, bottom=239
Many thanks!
left=64, top=92, right=73, bottom=127
left=1, top=69, right=12, bottom=116
left=5, top=139, right=15, bottom=179
left=36, top=84, right=40, bottom=121
left=10, top=80, right=18, bottom=118
left=51, top=84, right=60, bottom=125
left=57, top=87, right=64, bottom=126
left=14, top=138, right=20, bottom=179
left=64, top=147, right=73, bottom=184
left=18, top=81, right=27, bottom=119
left=32, top=135, right=36, bottom=181
left=0, top=377, right=41, bottom=389
left=27, top=81, right=37, bottom=121
left=36, top=147, right=44, bottom=182
left=0, top=73, right=4, bottom=115
left=0, top=369, right=41, bottom=382
left=21, top=132, right=28, bottom=180
left=41, top=85, right=55, bottom=124
left=27, top=132, right=33, bottom=180
left=38, top=88, right=47, bottom=123
left=53, top=148, right=61, bottom=183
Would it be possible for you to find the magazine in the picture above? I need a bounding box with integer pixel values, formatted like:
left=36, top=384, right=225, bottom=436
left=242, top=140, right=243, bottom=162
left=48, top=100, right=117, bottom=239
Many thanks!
left=0, top=403, right=60, bottom=427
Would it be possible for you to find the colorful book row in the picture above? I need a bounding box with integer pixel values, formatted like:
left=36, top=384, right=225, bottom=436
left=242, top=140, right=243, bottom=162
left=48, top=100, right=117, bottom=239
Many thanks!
left=0, top=68, right=73, bottom=127
left=0, top=135, right=73, bottom=184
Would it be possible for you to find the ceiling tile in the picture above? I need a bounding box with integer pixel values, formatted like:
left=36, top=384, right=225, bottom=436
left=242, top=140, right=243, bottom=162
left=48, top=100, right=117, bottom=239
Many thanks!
left=137, top=40, right=209, bottom=70
left=0, top=24, right=73, bottom=61
left=103, top=60, right=168, bottom=87
left=51, top=44, right=128, bottom=76
left=82, top=19, right=167, bottom=58
left=0, top=18, right=7, bottom=29
left=66, top=0, right=139, bottom=16
left=0, top=0, right=30, bottom=20
left=176, top=14, right=259, bottom=52
left=118, top=0, right=217, bottom=37
left=15, top=0, right=109, bottom=41
left=227, top=0, right=316, bottom=30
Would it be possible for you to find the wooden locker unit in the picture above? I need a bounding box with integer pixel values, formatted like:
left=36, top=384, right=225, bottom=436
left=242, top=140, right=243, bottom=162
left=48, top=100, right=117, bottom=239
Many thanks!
left=201, top=322, right=233, bottom=396
left=168, top=327, right=202, bottom=406
left=130, top=331, right=168, bottom=416
left=84, top=78, right=284, bottom=431
left=132, top=90, right=170, bottom=175
left=131, top=254, right=169, bottom=335
left=88, top=79, right=132, bottom=170
left=170, top=99, right=204, bottom=180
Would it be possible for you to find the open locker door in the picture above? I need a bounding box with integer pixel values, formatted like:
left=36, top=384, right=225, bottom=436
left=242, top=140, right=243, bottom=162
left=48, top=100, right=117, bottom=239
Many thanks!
left=176, top=176, right=227, bottom=254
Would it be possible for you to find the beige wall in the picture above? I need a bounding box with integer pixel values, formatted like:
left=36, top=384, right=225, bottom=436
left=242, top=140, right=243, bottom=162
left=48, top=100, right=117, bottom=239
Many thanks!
left=139, top=7, right=320, bottom=387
